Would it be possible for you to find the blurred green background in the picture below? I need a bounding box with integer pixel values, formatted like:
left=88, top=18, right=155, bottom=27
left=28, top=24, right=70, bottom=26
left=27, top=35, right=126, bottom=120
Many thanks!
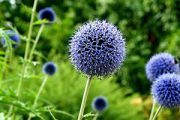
left=0, top=0, right=180, bottom=119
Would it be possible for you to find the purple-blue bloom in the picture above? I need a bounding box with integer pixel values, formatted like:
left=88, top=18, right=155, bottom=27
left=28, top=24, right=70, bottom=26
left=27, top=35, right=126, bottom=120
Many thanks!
left=70, top=20, right=126, bottom=76
left=1, top=30, right=20, bottom=48
left=152, top=73, right=180, bottom=108
left=145, top=53, right=179, bottom=82
left=92, top=96, right=108, bottom=112
left=38, top=7, right=56, bottom=22
left=43, top=62, right=57, bottom=76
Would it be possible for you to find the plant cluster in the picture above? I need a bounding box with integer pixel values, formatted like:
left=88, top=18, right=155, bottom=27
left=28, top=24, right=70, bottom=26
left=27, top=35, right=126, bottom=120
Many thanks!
left=0, top=0, right=179, bottom=120
left=146, top=53, right=180, bottom=120
left=0, top=1, right=126, bottom=119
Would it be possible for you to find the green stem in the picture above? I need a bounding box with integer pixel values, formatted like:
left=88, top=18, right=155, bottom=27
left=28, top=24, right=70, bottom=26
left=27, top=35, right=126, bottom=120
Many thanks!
left=51, top=110, right=74, bottom=118
left=33, top=75, right=48, bottom=107
left=93, top=112, right=99, bottom=120
left=29, top=24, right=44, bottom=61
left=6, top=106, right=13, bottom=118
left=27, top=75, right=48, bottom=120
left=77, top=76, right=92, bottom=120
left=16, top=0, right=39, bottom=98
left=7, top=70, right=27, bottom=117
left=6, top=0, right=39, bottom=117
left=17, top=15, right=44, bottom=99
left=48, top=107, right=57, bottom=120
left=24, top=0, right=38, bottom=61
left=152, top=106, right=162, bottom=120
left=83, top=113, right=96, bottom=118
left=149, top=100, right=156, bottom=120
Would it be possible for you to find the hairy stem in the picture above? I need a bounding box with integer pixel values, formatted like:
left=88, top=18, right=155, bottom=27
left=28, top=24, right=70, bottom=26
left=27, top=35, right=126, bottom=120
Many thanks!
left=24, top=0, right=38, bottom=61
left=16, top=0, right=38, bottom=98
left=77, top=76, right=92, bottom=120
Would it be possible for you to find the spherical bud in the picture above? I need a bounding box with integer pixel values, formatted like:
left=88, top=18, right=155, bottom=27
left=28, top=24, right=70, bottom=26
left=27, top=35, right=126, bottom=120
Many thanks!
left=38, top=7, right=56, bottom=22
left=92, top=96, right=108, bottom=112
left=146, top=53, right=179, bottom=82
left=152, top=73, right=180, bottom=108
left=42, top=62, right=57, bottom=76
left=1, top=30, right=20, bottom=48
left=70, top=20, right=126, bottom=76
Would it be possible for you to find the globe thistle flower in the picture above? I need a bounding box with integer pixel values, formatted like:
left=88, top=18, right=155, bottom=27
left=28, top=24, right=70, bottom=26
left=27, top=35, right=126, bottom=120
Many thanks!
left=43, top=62, right=57, bottom=76
left=38, top=7, right=56, bottom=22
left=92, top=96, right=108, bottom=112
left=70, top=20, right=126, bottom=76
left=1, top=30, right=20, bottom=48
left=152, top=73, right=180, bottom=108
left=145, top=53, right=179, bottom=82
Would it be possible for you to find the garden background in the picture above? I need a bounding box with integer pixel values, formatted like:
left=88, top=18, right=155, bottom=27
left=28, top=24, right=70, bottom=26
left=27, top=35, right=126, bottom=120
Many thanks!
left=0, top=0, right=180, bottom=119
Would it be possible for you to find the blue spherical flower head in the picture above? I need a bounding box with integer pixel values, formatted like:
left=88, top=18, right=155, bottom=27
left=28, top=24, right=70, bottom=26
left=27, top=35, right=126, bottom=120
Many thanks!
left=92, top=96, right=108, bottom=112
left=70, top=20, right=126, bottom=76
left=38, top=7, right=56, bottom=22
left=43, top=62, right=57, bottom=76
left=146, top=53, right=179, bottom=82
left=1, top=30, right=20, bottom=48
left=152, top=73, right=180, bottom=108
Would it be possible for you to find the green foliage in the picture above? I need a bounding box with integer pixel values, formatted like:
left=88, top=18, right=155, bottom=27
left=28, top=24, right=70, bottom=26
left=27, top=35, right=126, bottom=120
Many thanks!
left=0, top=0, right=179, bottom=119
left=1, top=0, right=178, bottom=94
left=1, top=59, right=145, bottom=120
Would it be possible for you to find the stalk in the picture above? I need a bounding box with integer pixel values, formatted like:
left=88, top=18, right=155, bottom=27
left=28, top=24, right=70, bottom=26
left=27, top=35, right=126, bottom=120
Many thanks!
left=16, top=0, right=39, bottom=98
left=7, top=0, right=39, bottom=117
left=152, top=106, right=162, bottom=120
left=77, top=76, right=92, bottom=120
left=27, top=75, right=48, bottom=120
left=149, top=100, right=156, bottom=120
left=29, top=24, right=44, bottom=61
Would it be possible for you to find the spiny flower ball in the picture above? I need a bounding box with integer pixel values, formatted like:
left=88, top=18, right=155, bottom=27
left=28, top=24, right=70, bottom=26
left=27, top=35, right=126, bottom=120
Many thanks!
left=92, top=96, right=108, bottom=112
left=43, top=62, right=57, bottom=76
left=70, top=20, right=126, bottom=76
left=145, top=53, right=179, bottom=82
left=152, top=73, right=180, bottom=108
left=1, top=30, right=20, bottom=48
left=38, top=7, right=56, bottom=22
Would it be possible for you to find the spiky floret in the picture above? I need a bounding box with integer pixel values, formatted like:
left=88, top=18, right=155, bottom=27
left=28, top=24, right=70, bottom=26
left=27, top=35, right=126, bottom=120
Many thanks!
left=152, top=73, right=180, bottom=108
left=1, top=30, right=20, bottom=48
left=70, top=20, right=126, bottom=76
left=38, top=7, right=56, bottom=22
left=43, top=62, right=57, bottom=76
left=92, top=96, right=108, bottom=112
left=146, top=53, right=179, bottom=82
